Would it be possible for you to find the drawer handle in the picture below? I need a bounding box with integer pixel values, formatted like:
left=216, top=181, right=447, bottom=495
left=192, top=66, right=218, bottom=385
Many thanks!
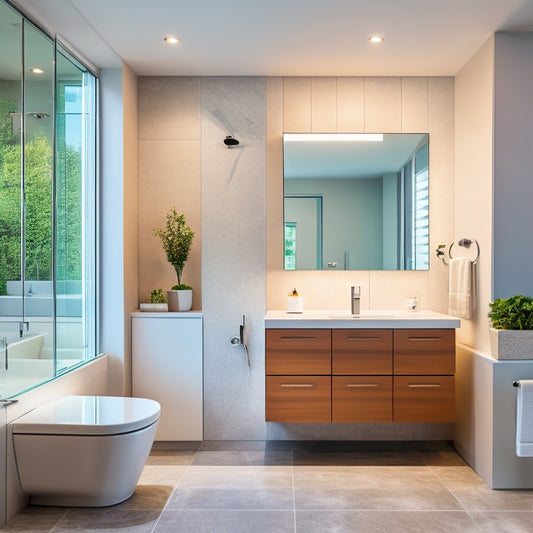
left=346, top=337, right=381, bottom=341
left=407, top=337, right=441, bottom=341
left=280, top=336, right=318, bottom=341
left=281, top=383, right=316, bottom=389
left=346, top=383, right=379, bottom=388
left=408, top=383, right=441, bottom=388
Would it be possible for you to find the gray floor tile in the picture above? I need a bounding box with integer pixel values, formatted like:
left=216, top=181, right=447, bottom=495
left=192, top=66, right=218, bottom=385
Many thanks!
left=145, top=450, right=197, bottom=466
left=293, top=466, right=462, bottom=510
left=153, top=509, right=294, bottom=533
left=200, top=441, right=280, bottom=451
left=116, top=485, right=174, bottom=510
left=470, top=510, right=533, bottom=532
left=167, top=487, right=294, bottom=510
left=292, top=450, right=425, bottom=466
left=178, top=465, right=293, bottom=490
left=192, top=450, right=291, bottom=466
left=0, top=506, right=67, bottom=532
left=295, top=510, right=479, bottom=533
left=53, top=508, right=160, bottom=532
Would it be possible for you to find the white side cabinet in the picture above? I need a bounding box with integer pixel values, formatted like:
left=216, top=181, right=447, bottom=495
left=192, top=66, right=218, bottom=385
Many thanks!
left=132, top=312, right=203, bottom=441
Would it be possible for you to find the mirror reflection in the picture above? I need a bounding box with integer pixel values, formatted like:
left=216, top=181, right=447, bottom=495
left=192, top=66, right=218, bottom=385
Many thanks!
left=283, top=133, right=429, bottom=271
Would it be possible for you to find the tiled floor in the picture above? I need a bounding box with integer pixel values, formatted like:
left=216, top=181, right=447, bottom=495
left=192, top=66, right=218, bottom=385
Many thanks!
left=4, top=441, right=533, bottom=532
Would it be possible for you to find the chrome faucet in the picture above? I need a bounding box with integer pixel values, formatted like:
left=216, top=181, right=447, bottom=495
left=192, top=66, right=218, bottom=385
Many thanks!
left=351, top=285, right=360, bottom=315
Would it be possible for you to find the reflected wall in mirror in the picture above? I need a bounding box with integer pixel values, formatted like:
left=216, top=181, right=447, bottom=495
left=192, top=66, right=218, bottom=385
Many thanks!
left=283, top=133, right=429, bottom=271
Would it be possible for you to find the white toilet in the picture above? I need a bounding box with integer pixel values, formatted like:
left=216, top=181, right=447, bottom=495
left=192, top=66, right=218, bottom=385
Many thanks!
left=12, top=395, right=160, bottom=507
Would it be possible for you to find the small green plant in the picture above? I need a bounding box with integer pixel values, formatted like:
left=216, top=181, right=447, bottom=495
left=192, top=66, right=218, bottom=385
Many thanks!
left=150, top=288, right=166, bottom=304
left=488, top=295, right=533, bottom=330
left=153, top=207, right=194, bottom=286
left=171, top=284, right=192, bottom=291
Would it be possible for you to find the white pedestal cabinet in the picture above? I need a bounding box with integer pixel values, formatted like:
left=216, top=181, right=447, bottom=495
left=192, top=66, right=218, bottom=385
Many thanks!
left=131, top=312, right=203, bottom=441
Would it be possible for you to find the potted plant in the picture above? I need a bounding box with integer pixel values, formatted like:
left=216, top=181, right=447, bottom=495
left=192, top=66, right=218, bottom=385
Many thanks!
left=153, top=207, right=195, bottom=312
left=488, top=295, right=533, bottom=359
left=140, top=288, right=168, bottom=312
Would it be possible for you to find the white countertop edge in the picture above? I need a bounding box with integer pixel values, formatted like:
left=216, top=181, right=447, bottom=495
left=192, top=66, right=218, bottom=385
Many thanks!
left=131, top=310, right=203, bottom=318
left=265, top=309, right=460, bottom=329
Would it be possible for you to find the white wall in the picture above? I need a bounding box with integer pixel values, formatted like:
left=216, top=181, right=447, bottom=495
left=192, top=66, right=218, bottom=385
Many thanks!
left=454, top=36, right=494, bottom=353
left=99, top=64, right=138, bottom=395
left=493, top=32, right=533, bottom=299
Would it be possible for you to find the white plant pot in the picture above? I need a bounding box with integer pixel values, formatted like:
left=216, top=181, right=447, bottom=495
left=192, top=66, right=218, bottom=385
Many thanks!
left=489, top=327, right=533, bottom=360
left=139, top=303, right=168, bottom=312
left=166, top=289, right=192, bottom=312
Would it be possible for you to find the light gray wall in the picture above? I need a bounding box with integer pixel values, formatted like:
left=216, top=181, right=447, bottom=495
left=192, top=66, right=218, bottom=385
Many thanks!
left=201, top=77, right=267, bottom=440
left=493, top=32, right=533, bottom=299
left=285, top=177, right=383, bottom=270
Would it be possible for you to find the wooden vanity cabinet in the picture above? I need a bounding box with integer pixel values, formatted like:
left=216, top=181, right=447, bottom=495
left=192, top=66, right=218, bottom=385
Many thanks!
left=331, top=329, right=393, bottom=422
left=265, top=329, right=331, bottom=422
left=393, top=329, right=455, bottom=423
left=265, top=327, right=456, bottom=424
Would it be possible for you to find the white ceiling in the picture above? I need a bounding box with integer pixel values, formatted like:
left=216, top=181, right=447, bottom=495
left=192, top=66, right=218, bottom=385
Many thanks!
left=11, top=0, right=533, bottom=76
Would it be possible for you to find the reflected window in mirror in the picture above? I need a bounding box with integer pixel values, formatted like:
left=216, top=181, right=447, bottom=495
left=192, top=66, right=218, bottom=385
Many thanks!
left=283, top=133, right=429, bottom=271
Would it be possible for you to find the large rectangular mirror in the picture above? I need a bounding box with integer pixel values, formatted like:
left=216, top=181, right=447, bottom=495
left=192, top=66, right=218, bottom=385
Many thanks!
left=283, top=133, right=429, bottom=271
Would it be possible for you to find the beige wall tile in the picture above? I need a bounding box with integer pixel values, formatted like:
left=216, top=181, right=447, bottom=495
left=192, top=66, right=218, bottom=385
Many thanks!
left=428, top=77, right=455, bottom=314
left=364, top=77, right=402, bottom=132
left=138, top=77, right=201, bottom=140
left=283, top=77, right=311, bottom=132
left=369, top=271, right=430, bottom=310
left=311, top=77, right=337, bottom=132
left=138, top=140, right=202, bottom=307
left=267, top=76, right=453, bottom=314
left=402, top=77, right=428, bottom=132
left=337, top=77, right=365, bottom=132
left=266, top=77, right=284, bottom=273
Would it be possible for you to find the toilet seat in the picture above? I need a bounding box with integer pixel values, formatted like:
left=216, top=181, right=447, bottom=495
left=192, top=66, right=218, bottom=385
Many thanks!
left=12, top=395, right=160, bottom=436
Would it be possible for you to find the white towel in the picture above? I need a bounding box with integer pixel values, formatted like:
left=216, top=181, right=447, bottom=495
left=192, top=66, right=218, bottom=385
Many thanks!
left=516, top=380, right=533, bottom=457
left=448, top=257, right=473, bottom=319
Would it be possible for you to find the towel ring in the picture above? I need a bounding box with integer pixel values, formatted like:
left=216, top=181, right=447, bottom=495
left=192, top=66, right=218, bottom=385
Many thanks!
left=449, top=238, right=480, bottom=264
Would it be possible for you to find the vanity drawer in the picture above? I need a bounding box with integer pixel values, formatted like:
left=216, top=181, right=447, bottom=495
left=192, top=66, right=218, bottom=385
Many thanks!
left=332, top=376, right=392, bottom=423
left=332, top=329, right=392, bottom=375
left=393, top=376, right=455, bottom=423
left=266, top=376, right=331, bottom=422
left=266, top=329, right=331, bottom=375
left=394, top=329, right=455, bottom=375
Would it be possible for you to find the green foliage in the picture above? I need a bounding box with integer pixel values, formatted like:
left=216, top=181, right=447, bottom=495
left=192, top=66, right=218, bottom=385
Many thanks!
left=488, top=295, right=533, bottom=330
left=171, top=284, right=192, bottom=291
left=150, top=288, right=166, bottom=303
left=153, top=207, right=194, bottom=286
left=0, top=130, right=82, bottom=295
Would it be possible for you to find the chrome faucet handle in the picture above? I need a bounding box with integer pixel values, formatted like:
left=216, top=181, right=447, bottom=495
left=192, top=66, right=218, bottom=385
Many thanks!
left=351, top=285, right=361, bottom=315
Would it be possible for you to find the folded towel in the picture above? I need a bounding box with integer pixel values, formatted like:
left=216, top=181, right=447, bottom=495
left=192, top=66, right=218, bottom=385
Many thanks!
left=516, top=380, right=533, bottom=457
left=448, top=257, right=473, bottom=319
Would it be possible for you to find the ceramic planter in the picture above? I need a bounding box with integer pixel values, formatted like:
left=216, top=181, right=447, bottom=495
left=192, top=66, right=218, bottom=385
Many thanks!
left=166, top=289, right=192, bottom=312
left=489, top=327, right=533, bottom=360
left=139, top=303, right=168, bottom=312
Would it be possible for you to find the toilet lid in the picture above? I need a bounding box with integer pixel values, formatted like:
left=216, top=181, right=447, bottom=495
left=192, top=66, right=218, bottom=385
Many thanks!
left=12, top=396, right=161, bottom=436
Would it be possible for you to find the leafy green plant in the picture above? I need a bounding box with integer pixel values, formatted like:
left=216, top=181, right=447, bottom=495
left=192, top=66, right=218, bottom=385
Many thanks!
left=171, top=283, right=192, bottom=291
left=153, top=207, right=194, bottom=286
left=149, top=288, right=166, bottom=303
left=488, top=295, right=533, bottom=330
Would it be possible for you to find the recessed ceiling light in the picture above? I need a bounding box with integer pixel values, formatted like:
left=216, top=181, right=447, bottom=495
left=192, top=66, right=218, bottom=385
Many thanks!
left=30, top=67, right=44, bottom=74
left=163, top=36, right=180, bottom=44
left=368, top=35, right=384, bottom=44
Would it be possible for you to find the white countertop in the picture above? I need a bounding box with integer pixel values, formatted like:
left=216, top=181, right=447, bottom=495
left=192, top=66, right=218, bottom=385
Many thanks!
left=131, top=311, right=203, bottom=318
left=265, top=309, right=460, bottom=329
